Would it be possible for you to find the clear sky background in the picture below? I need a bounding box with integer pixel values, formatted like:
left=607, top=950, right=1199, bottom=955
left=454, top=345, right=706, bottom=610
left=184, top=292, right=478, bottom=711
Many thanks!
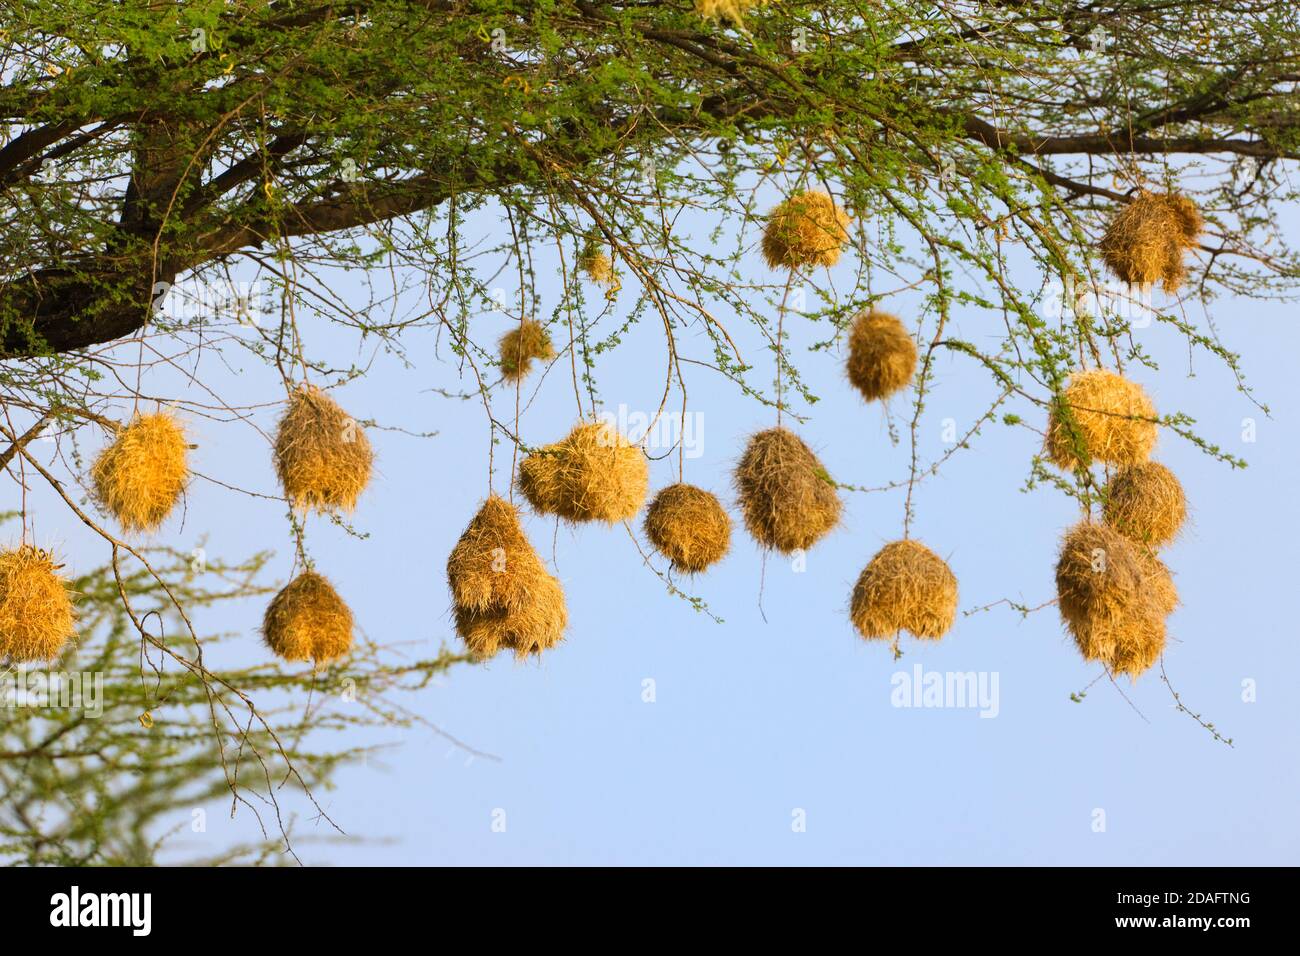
left=9, top=178, right=1300, bottom=866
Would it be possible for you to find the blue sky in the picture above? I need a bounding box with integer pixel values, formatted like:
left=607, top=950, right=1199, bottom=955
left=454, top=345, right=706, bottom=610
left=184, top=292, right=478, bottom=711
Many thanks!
left=10, top=184, right=1300, bottom=866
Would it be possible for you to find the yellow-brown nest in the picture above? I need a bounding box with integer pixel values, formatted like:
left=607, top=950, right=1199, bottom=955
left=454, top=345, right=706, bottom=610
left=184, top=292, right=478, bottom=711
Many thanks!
left=644, top=483, right=732, bottom=574
left=1099, top=191, right=1202, bottom=292
left=447, top=496, right=567, bottom=659
left=273, top=385, right=374, bottom=513
left=90, top=412, right=189, bottom=532
left=761, top=190, right=851, bottom=270
left=734, top=427, right=841, bottom=554
left=1102, top=461, right=1187, bottom=548
left=518, top=421, right=649, bottom=524
left=578, top=239, right=618, bottom=289
left=262, top=570, right=354, bottom=665
left=0, top=545, right=75, bottom=662
left=1055, top=522, right=1177, bottom=678
left=1045, top=368, right=1158, bottom=469
left=846, top=309, right=917, bottom=402
left=499, top=319, right=556, bottom=382
left=850, top=539, right=959, bottom=641
left=694, top=0, right=767, bottom=25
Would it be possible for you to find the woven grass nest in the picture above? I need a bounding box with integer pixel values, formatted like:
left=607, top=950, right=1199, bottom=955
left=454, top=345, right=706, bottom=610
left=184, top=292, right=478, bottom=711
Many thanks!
left=694, top=0, right=767, bottom=25
left=262, top=570, right=354, bottom=665
left=761, top=189, right=851, bottom=270
left=273, top=385, right=374, bottom=513
left=846, top=309, right=917, bottom=402
left=850, top=539, right=959, bottom=642
left=0, top=545, right=75, bottom=662
left=447, top=496, right=567, bottom=659
left=644, top=483, right=732, bottom=574
left=1045, top=369, right=1158, bottom=469
left=1099, top=191, right=1201, bottom=292
left=499, top=319, right=556, bottom=382
left=1055, top=522, right=1177, bottom=678
left=578, top=239, right=618, bottom=288
left=90, top=411, right=189, bottom=532
left=1102, top=461, right=1187, bottom=548
left=734, top=427, right=841, bottom=554
left=518, top=420, right=649, bottom=524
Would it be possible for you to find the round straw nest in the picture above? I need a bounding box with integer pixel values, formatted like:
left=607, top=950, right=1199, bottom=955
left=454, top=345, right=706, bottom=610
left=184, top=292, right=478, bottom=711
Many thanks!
left=273, top=385, right=374, bottom=513
left=761, top=189, right=851, bottom=270
left=734, top=427, right=842, bottom=554
left=1044, top=368, right=1158, bottom=469
left=1055, top=522, right=1177, bottom=678
left=644, top=483, right=732, bottom=574
left=1099, top=191, right=1201, bottom=292
left=90, top=411, right=189, bottom=532
left=0, top=545, right=75, bottom=662
left=447, top=496, right=567, bottom=659
left=262, top=570, right=354, bottom=665
left=578, top=239, right=618, bottom=288
left=499, top=319, right=556, bottom=382
left=850, top=539, right=959, bottom=641
left=1102, top=461, right=1187, bottom=548
left=518, top=421, right=649, bottom=524
left=846, top=309, right=917, bottom=402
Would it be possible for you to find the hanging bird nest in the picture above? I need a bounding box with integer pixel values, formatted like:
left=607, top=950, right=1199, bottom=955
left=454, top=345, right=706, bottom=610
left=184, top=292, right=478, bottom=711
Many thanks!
left=846, top=309, right=917, bottom=402
left=578, top=238, right=618, bottom=289
left=0, top=545, right=75, bottom=662
left=644, top=483, right=732, bottom=574
left=1102, top=461, right=1187, bottom=548
left=1099, top=190, right=1202, bottom=292
left=453, top=572, right=567, bottom=660
left=262, top=570, right=354, bottom=665
left=850, top=539, right=959, bottom=641
left=273, top=385, right=374, bottom=513
left=1044, top=368, right=1158, bottom=469
left=1054, top=522, right=1175, bottom=678
left=761, top=189, right=851, bottom=270
left=447, top=496, right=567, bottom=659
left=518, top=420, right=649, bottom=524
left=499, top=319, right=556, bottom=382
left=734, top=427, right=842, bottom=554
left=90, top=411, right=190, bottom=532
left=694, top=0, right=767, bottom=25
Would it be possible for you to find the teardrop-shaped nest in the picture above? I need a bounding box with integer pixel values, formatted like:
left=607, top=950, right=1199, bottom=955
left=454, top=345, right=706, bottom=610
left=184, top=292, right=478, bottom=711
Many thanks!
left=90, top=412, right=190, bottom=532
left=734, top=427, right=841, bottom=554
left=644, top=483, right=732, bottom=574
left=518, top=421, right=649, bottom=524
left=846, top=309, right=917, bottom=402
left=447, top=496, right=567, bottom=659
left=1055, top=522, right=1177, bottom=678
left=263, top=570, right=354, bottom=665
left=273, top=385, right=374, bottom=513
left=850, top=539, right=959, bottom=641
